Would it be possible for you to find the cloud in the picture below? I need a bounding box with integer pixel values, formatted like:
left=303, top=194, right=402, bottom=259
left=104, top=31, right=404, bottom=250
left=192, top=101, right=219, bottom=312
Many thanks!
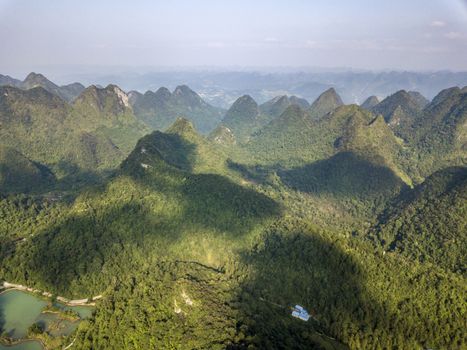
left=445, top=31, right=463, bottom=39
left=430, top=20, right=446, bottom=27
left=264, top=37, right=279, bottom=43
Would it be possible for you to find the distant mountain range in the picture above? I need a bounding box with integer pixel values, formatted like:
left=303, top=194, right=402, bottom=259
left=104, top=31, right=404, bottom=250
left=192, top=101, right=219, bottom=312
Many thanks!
left=47, top=69, right=467, bottom=108
left=0, top=72, right=85, bottom=102
left=1, top=71, right=465, bottom=191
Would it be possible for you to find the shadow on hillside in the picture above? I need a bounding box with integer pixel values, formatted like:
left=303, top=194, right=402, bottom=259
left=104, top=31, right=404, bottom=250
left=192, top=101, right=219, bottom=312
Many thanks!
left=226, top=159, right=274, bottom=185
left=0, top=160, right=113, bottom=197
left=230, top=227, right=358, bottom=349
left=278, top=152, right=407, bottom=201
left=1, top=135, right=282, bottom=296
left=0, top=147, right=56, bottom=195
left=52, top=162, right=111, bottom=192
left=130, top=131, right=198, bottom=172
left=229, top=221, right=423, bottom=349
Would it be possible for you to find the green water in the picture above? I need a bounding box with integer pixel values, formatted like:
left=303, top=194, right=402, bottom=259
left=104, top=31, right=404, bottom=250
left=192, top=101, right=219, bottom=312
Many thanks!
left=36, top=312, right=79, bottom=338
left=58, top=304, right=93, bottom=319
left=0, top=290, right=47, bottom=339
left=0, top=341, right=43, bottom=350
left=0, top=289, right=94, bottom=347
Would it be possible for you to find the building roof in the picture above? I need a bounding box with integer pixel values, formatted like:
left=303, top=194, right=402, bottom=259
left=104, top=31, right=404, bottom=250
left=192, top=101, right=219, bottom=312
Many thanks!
left=291, top=305, right=310, bottom=321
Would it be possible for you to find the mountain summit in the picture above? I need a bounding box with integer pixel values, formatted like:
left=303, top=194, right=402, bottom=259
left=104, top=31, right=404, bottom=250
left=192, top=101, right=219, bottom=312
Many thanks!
left=360, top=95, right=380, bottom=110
left=224, top=95, right=260, bottom=123
left=131, top=85, right=223, bottom=134
left=371, top=90, right=422, bottom=127
left=73, top=84, right=131, bottom=116
left=220, top=95, right=262, bottom=142
left=1, top=72, right=86, bottom=102
left=260, top=95, right=310, bottom=118
left=309, top=88, right=344, bottom=120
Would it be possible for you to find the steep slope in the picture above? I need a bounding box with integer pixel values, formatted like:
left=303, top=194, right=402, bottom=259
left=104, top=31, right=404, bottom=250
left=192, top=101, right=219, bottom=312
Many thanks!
left=242, top=105, right=410, bottom=216
left=308, top=88, right=344, bottom=120
left=0, top=85, right=147, bottom=177
left=245, top=105, right=314, bottom=164
left=125, top=118, right=229, bottom=175
left=247, top=104, right=409, bottom=173
left=127, top=90, right=142, bottom=105
left=73, top=84, right=131, bottom=116
left=430, top=86, right=465, bottom=107
left=21, top=72, right=85, bottom=102
left=1, top=86, right=466, bottom=350
left=408, top=90, right=430, bottom=108
left=334, top=114, right=412, bottom=185
left=360, top=95, right=379, bottom=110
left=208, top=125, right=237, bottom=145
left=71, top=84, right=149, bottom=155
left=289, top=95, right=310, bottom=109
left=259, top=95, right=309, bottom=119
left=372, top=166, right=466, bottom=274
left=59, top=82, right=86, bottom=102
left=0, top=146, right=55, bottom=193
left=21, top=72, right=64, bottom=97
left=0, top=74, right=22, bottom=87
left=219, top=95, right=265, bottom=143
left=407, top=87, right=467, bottom=177
left=217, top=94, right=310, bottom=144
left=370, top=90, right=422, bottom=133
left=131, top=85, right=223, bottom=134
left=0, top=85, right=75, bottom=167
left=1, top=129, right=464, bottom=349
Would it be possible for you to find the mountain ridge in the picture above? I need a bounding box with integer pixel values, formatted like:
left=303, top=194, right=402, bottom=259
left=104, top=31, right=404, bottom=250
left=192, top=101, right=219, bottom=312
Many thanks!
left=0, top=72, right=85, bottom=102
left=131, top=85, right=224, bottom=134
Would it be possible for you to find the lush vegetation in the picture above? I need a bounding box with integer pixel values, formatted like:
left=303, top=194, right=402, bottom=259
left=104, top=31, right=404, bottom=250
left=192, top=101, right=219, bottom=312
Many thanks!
left=259, top=95, right=310, bottom=119
left=372, top=166, right=466, bottom=274
left=0, top=72, right=85, bottom=102
left=0, top=146, right=55, bottom=193
left=308, top=88, right=344, bottom=120
left=0, top=78, right=466, bottom=349
left=131, top=85, right=224, bottom=134
left=0, top=84, right=148, bottom=182
left=217, top=95, right=268, bottom=143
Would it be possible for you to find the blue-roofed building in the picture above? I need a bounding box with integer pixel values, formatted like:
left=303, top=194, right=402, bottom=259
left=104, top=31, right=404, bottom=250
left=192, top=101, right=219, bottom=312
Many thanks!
left=291, top=305, right=310, bottom=321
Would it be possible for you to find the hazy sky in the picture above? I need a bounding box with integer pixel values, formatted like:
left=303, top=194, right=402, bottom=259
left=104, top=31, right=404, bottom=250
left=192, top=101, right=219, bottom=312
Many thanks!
left=1, top=0, right=467, bottom=75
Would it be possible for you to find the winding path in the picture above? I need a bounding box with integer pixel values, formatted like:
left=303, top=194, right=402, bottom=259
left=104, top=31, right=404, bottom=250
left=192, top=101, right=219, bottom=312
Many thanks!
left=1, top=281, right=102, bottom=306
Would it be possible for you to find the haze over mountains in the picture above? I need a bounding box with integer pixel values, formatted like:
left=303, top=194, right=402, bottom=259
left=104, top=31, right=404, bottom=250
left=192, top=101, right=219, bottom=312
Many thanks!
left=0, top=72, right=85, bottom=102
left=0, top=71, right=466, bottom=349
left=30, top=69, right=467, bottom=108
left=1, top=72, right=465, bottom=187
left=1, top=0, right=467, bottom=348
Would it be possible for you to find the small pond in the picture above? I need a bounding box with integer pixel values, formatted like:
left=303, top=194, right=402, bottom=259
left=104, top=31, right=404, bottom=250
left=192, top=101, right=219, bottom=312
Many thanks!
left=0, top=289, right=94, bottom=349
left=0, top=341, right=43, bottom=350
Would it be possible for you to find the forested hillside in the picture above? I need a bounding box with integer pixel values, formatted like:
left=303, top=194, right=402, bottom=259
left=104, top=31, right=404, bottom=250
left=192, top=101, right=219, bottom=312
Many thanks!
left=0, top=84, right=148, bottom=184
left=0, top=80, right=466, bottom=350
left=0, top=72, right=85, bottom=102
left=371, top=166, right=467, bottom=274
left=130, top=85, right=224, bottom=134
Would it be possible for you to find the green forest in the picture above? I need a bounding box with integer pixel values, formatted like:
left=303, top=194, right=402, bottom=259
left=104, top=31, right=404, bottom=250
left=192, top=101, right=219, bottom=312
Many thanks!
left=0, top=76, right=466, bottom=349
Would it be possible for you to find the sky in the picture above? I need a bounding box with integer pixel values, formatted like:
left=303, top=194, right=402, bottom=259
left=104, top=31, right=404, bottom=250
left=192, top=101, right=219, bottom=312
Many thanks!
left=1, top=0, right=467, bottom=76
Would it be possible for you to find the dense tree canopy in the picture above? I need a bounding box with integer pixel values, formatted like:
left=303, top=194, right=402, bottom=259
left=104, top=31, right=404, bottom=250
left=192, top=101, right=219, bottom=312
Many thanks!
left=0, top=80, right=466, bottom=349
